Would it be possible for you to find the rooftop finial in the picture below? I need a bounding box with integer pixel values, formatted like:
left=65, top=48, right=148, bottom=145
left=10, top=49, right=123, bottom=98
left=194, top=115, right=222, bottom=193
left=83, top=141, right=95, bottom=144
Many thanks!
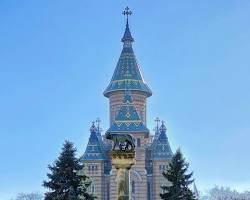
left=90, top=121, right=97, bottom=133
left=96, top=117, right=101, bottom=132
left=159, top=120, right=167, bottom=134
left=123, top=6, right=132, bottom=22
left=155, top=117, right=160, bottom=130
left=121, top=7, right=134, bottom=43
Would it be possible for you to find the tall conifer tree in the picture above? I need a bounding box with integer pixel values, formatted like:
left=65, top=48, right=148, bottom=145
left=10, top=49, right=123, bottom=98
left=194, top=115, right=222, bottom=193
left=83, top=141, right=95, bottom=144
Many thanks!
left=160, top=149, right=196, bottom=200
left=43, top=141, right=95, bottom=200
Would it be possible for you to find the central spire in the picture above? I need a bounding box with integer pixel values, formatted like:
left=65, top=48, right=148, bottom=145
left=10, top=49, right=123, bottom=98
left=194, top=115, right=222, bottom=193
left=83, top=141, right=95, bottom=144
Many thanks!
left=103, top=7, right=152, bottom=98
left=104, top=8, right=152, bottom=125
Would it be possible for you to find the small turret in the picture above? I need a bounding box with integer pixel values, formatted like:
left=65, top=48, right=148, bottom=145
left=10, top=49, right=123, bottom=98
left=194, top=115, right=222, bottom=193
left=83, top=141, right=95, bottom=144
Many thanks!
left=151, top=121, right=172, bottom=160
left=80, top=122, right=106, bottom=161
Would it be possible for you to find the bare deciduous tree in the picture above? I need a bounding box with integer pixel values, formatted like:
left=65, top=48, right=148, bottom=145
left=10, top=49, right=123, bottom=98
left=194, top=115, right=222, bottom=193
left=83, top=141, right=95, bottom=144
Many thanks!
left=15, top=192, right=43, bottom=200
left=201, top=186, right=250, bottom=200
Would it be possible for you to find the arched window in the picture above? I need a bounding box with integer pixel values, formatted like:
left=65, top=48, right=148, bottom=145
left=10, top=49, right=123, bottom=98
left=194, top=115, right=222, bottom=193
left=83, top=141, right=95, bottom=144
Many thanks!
left=132, top=180, right=135, bottom=193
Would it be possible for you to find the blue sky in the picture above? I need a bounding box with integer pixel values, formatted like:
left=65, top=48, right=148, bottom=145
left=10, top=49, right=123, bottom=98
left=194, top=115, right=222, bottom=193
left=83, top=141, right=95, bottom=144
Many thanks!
left=0, top=0, right=250, bottom=199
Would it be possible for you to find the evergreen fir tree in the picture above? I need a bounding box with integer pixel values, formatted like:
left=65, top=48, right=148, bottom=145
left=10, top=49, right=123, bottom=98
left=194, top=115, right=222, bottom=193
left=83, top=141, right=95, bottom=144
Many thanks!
left=160, top=149, right=196, bottom=200
left=43, top=141, right=96, bottom=200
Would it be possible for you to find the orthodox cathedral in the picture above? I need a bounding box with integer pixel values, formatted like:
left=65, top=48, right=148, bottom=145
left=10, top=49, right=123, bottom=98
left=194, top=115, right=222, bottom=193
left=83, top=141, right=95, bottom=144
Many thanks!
left=80, top=8, right=173, bottom=200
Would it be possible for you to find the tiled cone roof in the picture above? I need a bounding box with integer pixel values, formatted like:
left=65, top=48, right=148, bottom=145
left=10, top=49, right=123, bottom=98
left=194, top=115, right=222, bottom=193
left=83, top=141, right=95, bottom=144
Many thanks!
left=107, top=91, right=149, bottom=133
left=103, top=20, right=152, bottom=97
left=80, top=123, right=106, bottom=161
left=151, top=122, right=173, bottom=160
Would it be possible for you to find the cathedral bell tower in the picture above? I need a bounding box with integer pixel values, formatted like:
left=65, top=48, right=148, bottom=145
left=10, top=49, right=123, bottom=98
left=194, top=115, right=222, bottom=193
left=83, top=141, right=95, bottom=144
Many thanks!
left=81, top=7, right=174, bottom=200
left=103, top=7, right=152, bottom=126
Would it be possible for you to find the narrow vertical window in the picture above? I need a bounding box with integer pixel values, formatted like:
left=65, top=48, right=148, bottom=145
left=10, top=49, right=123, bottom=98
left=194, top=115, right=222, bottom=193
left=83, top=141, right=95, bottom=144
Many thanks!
left=132, top=180, right=135, bottom=193
left=107, top=183, right=110, bottom=200
left=137, top=138, right=141, bottom=147
left=91, top=185, right=95, bottom=193
left=147, top=182, right=151, bottom=200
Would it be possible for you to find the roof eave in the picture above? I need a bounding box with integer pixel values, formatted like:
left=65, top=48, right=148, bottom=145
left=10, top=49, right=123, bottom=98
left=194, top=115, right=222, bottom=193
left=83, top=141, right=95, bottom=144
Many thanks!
left=103, top=88, right=152, bottom=98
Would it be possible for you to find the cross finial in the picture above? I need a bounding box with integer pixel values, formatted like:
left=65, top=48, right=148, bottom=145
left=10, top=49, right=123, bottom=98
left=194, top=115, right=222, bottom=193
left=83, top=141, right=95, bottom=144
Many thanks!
left=123, top=7, right=132, bottom=20
left=96, top=117, right=101, bottom=129
left=155, top=117, right=160, bottom=129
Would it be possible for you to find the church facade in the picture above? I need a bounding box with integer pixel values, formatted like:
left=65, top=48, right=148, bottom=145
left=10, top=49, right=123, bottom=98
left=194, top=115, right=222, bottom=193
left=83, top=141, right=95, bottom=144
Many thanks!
left=80, top=9, right=173, bottom=200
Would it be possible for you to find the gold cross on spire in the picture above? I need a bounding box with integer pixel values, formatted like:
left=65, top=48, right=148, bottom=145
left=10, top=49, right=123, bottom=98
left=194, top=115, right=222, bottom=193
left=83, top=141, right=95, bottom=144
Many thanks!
left=123, top=6, right=132, bottom=20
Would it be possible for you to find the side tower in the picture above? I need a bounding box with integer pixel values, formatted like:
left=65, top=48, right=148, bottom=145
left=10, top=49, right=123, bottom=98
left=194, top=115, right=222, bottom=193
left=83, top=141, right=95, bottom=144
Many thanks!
left=150, top=122, right=173, bottom=199
left=80, top=123, right=109, bottom=200
left=103, top=7, right=152, bottom=126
